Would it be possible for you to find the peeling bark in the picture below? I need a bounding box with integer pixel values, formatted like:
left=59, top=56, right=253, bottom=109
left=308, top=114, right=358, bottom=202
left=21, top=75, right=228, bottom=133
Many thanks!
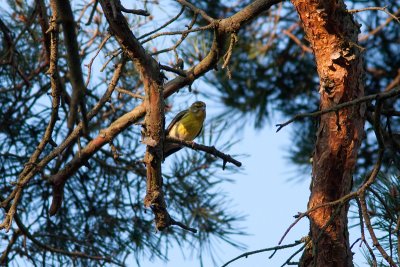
left=291, top=0, right=365, bottom=266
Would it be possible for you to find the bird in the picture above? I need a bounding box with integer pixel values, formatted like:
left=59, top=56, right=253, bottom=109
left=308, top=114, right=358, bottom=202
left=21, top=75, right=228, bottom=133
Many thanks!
left=164, top=101, right=206, bottom=158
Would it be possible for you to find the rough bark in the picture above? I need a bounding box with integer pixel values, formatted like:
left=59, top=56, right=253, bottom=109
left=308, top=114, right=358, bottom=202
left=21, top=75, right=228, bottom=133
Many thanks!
left=99, top=0, right=172, bottom=230
left=291, top=0, right=365, bottom=266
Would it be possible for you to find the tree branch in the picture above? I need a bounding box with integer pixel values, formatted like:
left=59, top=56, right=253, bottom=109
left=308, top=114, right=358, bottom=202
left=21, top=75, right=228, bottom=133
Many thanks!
left=117, top=2, right=149, bottom=16
left=176, top=0, right=214, bottom=22
left=276, top=86, right=400, bottom=132
left=165, top=137, right=242, bottom=168
left=138, top=6, right=185, bottom=40
left=53, top=0, right=88, bottom=132
left=348, top=6, right=400, bottom=24
left=221, top=240, right=303, bottom=267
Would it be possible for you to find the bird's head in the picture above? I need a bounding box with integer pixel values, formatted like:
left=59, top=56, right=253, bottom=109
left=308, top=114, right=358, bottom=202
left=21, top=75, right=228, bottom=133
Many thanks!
left=189, top=101, right=206, bottom=114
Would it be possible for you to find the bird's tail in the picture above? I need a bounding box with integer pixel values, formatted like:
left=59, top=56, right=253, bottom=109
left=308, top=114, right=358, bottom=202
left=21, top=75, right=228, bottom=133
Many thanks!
left=163, top=143, right=182, bottom=159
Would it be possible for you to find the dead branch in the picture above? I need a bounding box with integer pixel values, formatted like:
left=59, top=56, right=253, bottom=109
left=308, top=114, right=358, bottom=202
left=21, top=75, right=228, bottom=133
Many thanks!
left=85, top=0, right=99, bottom=25
left=139, top=24, right=213, bottom=45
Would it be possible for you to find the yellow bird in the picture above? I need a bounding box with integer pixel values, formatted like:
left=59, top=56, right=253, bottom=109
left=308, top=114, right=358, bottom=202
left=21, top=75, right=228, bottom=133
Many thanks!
left=164, top=101, right=206, bottom=158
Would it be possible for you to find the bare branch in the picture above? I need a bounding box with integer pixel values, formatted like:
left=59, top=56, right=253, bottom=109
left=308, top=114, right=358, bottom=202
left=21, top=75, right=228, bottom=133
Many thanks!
left=221, top=240, right=303, bottom=267
left=115, top=87, right=144, bottom=99
left=348, top=6, right=400, bottom=24
left=359, top=193, right=397, bottom=267
left=138, top=6, right=185, bottom=40
left=358, top=7, right=400, bottom=42
left=176, top=0, right=214, bottom=22
left=282, top=29, right=312, bottom=54
left=85, top=33, right=111, bottom=87
left=276, top=86, right=400, bottom=132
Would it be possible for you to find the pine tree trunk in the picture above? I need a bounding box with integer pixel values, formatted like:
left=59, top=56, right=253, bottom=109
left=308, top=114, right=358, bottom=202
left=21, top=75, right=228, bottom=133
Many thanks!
left=291, top=1, right=365, bottom=266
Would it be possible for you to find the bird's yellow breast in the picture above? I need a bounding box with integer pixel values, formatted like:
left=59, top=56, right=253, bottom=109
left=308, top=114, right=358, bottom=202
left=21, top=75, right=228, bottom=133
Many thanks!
left=169, top=111, right=205, bottom=141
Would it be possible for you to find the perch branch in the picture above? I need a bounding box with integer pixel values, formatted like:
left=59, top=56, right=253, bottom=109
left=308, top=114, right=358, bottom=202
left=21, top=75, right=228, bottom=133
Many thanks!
left=165, top=137, right=242, bottom=168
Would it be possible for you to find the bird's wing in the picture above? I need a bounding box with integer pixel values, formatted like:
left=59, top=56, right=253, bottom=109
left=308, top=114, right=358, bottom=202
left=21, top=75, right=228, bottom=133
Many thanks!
left=166, top=109, right=188, bottom=134
left=195, top=125, right=203, bottom=139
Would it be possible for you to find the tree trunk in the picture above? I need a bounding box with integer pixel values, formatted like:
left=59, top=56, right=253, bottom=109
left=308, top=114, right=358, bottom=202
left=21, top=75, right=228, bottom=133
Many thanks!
left=291, top=1, right=365, bottom=266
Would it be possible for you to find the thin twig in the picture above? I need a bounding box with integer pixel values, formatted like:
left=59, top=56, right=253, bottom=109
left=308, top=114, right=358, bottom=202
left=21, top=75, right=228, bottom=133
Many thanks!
left=280, top=244, right=307, bottom=267
left=176, top=0, right=214, bottom=22
left=100, top=49, right=122, bottom=72
left=138, top=6, right=185, bottom=40
left=358, top=8, right=400, bottom=42
left=276, top=86, right=400, bottom=132
left=355, top=198, right=377, bottom=266
left=115, top=87, right=144, bottom=99
left=85, top=33, right=111, bottom=87
left=140, top=24, right=213, bottom=45
left=348, top=6, right=400, bottom=24
left=359, top=193, right=397, bottom=267
left=282, top=29, right=312, bottom=53
left=150, top=13, right=203, bottom=56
